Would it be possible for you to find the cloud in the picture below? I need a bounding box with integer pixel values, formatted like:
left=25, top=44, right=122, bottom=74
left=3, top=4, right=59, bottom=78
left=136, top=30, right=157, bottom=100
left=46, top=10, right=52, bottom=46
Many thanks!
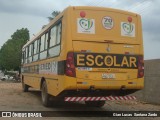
left=0, top=12, right=48, bottom=47
left=0, top=0, right=54, bottom=17
left=0, top=0, right=159, bottom=59
left=143, top=32, right=160, bottom=59
left=0, top=0, right=94, bottom=17
left=142, top=1, right=160, bottom=36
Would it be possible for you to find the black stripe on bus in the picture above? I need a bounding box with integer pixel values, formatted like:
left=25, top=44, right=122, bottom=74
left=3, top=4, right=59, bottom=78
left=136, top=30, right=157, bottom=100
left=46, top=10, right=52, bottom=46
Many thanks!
left=74, top=53, right=139, bottom=69
left=58, top=60, right=65, bottom=75
left=21, top=60, right=66, bottom=75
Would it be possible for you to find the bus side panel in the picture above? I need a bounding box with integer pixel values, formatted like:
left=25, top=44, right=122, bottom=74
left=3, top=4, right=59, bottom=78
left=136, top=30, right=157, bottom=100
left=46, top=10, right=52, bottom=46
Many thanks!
left=23, top=74, right=41, bottom=90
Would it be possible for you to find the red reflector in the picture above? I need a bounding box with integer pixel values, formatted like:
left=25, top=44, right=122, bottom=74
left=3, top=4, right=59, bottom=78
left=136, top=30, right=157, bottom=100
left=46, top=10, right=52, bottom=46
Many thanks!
left=128, top=16, right=132, bottom=22
left=77, top=82, right=83, bottom=84
left=128, top=82, right=133, bottom=84
left=125, top=52, right=130, bottom=54
left=80, top=11, right=86, bottom=18
left=81, top=50, right=87, bottom=52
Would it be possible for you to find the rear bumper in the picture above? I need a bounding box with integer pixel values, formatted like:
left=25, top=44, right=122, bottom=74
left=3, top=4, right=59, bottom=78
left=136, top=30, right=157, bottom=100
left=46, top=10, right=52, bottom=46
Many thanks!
left=76, top=78, right=144, bottom=90
left=57, top=89, right=139, bottom=99
left=64, top=76, right=144, bottom=90
left=65, top=96, right=136, bottom=102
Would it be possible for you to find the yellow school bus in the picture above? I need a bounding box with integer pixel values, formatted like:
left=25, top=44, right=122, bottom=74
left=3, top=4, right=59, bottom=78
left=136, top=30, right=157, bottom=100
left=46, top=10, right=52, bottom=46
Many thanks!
left=21, top=6, right=144, bottom=107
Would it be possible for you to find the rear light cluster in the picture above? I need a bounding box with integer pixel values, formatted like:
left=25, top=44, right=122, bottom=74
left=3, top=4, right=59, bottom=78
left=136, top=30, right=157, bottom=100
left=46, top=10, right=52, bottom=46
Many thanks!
left=137, top=56, right=144, bottom=78
left=65, top=52, right=76, bottom=77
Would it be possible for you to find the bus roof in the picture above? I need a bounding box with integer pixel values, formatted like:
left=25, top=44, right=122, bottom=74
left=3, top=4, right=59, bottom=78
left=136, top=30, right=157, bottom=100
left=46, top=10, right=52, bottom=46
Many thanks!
left=73, top=6, right=138, bottom=16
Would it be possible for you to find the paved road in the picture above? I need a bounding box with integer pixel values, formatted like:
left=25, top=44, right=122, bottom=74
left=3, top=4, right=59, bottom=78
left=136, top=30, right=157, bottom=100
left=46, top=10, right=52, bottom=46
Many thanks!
left=0, top=81, right=159, bottom=120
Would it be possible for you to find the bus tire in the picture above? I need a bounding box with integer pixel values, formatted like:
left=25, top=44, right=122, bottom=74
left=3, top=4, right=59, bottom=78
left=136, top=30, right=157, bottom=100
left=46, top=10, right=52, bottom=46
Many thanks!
left=41, top=81, right=51, bottom=107
left=85, top=101, right=105, bottom=107
left=22, top=80, right=29, bottom=92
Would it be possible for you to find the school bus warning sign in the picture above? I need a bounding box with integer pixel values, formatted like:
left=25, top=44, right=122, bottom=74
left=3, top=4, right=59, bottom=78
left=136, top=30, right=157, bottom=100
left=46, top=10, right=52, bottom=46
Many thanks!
left=75, top=53, right=138, bottom=69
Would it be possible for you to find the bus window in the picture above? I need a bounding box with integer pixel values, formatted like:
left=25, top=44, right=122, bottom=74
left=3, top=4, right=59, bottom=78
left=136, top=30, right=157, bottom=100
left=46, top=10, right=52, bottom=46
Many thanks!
left=21, top=51, right=24, bottom=64
left=33, top=40, right=39, bottom=62
left=26, top=47, right=28, bottom=59
left=28, top=44, right=33, bottom=63
left=45, top=33, right=48, bottom=50
left=48, top=45, right=60, bottom=57
left=49, top=26, right=57, bottom=47
left=48, top=23, right=61, bottom=57
left=40, top=34, right=45, bottom=52
left=37, top=39, right=40, bottom=53
left=26, top=46, right=29, bottom=63
left=29, top=45, right=31, bottom=57
left=34, top=40, right=37, bottom=55
left=56, top=23, right=61, bottom=44
left=40, top=34, right=47, bottom=60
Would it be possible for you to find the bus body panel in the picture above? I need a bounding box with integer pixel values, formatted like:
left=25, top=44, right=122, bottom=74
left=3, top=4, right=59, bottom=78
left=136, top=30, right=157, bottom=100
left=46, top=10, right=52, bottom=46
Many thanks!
left=71, top=7, right=141, bottom=44
left=21, top=6, right=144, bottom=98
left=69, top=7, right=144, bottom=92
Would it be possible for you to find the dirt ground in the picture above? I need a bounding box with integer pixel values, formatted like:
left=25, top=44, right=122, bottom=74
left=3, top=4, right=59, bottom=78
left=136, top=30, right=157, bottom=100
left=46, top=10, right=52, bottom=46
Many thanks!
left=0, top=80, right=160, bottom=120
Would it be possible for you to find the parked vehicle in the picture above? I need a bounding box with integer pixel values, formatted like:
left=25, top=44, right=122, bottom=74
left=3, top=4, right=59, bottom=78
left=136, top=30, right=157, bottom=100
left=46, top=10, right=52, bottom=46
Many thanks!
left=21, top=6, right=144, bottom=107
left=1, top=75, right=9, bottom=81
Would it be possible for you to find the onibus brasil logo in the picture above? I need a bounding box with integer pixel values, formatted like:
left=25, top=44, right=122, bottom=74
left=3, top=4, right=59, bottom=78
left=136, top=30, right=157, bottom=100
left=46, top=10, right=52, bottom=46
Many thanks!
left=122, top=23, right=134, bottom=34
left=79, top=18, right=93, bottom=30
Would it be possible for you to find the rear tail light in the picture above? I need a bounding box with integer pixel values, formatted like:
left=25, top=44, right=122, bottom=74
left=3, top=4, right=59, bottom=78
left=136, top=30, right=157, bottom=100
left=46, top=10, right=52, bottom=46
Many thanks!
left=65, top=52, right=76, bottom=77
left=137, top=56, right=144, bottom=78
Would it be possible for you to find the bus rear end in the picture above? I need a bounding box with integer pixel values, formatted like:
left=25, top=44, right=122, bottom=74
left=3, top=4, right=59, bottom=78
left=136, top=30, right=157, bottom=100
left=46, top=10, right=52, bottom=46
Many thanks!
left=64, top=7, right=144, bottom=105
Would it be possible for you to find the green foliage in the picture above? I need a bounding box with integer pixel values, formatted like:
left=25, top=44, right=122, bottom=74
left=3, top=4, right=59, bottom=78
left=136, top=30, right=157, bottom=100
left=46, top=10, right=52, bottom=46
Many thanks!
left=0, top=28, right=29, bottom=71
left=48, top=11, right=61, bottom=21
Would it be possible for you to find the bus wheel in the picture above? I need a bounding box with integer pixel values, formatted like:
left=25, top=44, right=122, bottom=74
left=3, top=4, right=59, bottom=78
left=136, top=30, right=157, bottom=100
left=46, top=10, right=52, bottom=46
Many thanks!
left=85, top=101, right=105, bottom=107
left=22, top=80, right=29, bottom=92
left=41, top=81, right=51, bottom=107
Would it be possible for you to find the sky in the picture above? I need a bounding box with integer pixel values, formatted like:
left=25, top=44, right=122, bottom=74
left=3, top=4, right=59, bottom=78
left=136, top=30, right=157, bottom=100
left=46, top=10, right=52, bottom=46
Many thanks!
left=0, top=0, right=159, bottom=60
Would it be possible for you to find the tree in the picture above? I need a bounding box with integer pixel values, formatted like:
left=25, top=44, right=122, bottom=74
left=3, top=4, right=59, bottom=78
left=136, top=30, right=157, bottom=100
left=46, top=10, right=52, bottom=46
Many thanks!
left=0, top=28, right=29, bottom=71
left=48, top=11, right=60, bottom=21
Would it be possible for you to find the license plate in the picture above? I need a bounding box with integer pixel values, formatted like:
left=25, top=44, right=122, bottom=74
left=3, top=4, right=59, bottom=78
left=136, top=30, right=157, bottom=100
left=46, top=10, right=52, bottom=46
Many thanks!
left=102, top=73, right=115, bottom=79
